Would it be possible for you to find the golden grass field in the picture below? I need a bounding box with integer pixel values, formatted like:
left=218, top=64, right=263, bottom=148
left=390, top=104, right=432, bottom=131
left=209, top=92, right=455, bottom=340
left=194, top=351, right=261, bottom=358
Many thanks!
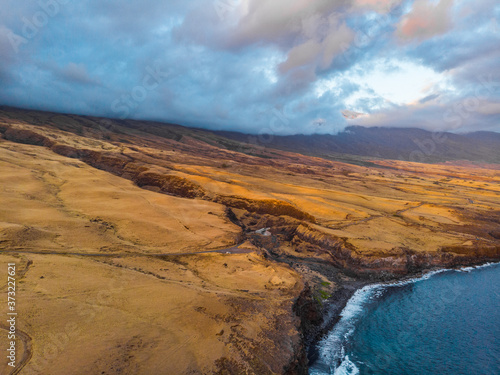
left=0, top=108, right=499, bottom=374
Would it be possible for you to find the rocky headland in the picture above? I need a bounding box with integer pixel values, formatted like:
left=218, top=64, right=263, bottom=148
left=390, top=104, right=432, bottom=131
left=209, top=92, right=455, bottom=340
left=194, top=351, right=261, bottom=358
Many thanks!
left=0, top=106, right=499, bottom=374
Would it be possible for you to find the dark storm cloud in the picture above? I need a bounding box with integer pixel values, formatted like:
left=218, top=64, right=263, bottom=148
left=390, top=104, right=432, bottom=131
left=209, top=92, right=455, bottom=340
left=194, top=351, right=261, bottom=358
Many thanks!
left=0, top=0, right=498, bottom=134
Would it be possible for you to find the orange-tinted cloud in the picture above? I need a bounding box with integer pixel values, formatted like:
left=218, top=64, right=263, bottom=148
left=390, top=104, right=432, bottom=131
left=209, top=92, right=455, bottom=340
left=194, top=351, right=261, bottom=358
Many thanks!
left=396, top=0, right=454, bottom=42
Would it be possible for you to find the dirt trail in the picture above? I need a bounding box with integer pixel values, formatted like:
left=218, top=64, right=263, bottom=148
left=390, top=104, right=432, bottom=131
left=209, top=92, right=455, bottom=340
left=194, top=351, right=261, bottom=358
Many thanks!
left=0, top=325, right=33, bottom=375
left=0, top=242, right=252, bottom=374
left=0, top=258, right=33, bottom=374
left=0, top=242, right=253, bottom=258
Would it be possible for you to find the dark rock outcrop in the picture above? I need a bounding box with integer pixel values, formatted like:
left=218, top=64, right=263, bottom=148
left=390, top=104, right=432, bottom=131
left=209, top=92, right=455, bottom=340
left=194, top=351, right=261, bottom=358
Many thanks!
left=4, top=127, right=54, bottom=147
left=216, top=196, right=316, bottom=223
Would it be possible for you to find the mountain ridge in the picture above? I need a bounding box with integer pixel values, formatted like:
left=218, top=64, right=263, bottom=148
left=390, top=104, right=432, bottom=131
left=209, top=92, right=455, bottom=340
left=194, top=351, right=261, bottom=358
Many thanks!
left=213, top=125, right=500, bottom=164
left=2, top=105, right=499, bottom=164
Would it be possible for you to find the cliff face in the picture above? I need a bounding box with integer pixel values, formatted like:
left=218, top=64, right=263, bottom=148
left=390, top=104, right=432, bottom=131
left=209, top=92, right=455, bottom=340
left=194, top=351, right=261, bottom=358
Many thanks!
left=292, top=224, right=500, bottom=278
left=1, top=107, right=500, bottom=374
left=231, top=208, right=500, bottom=282
left=216, top=196, right=316, bottom=223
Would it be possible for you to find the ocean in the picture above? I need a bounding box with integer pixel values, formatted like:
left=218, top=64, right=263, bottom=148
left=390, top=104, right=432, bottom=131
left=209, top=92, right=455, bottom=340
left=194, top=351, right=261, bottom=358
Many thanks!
left=309, top=263, right=500, bottom=375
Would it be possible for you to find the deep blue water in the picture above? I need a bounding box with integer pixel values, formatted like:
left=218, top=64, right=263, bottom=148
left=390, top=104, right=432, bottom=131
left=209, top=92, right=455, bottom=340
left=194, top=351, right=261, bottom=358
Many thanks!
left=310, top=263, right=500, bottom=375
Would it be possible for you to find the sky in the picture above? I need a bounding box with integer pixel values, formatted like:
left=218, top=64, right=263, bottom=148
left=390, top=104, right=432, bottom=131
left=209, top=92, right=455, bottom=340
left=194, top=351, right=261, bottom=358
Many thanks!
left=0, top=0, right=499, bottom=135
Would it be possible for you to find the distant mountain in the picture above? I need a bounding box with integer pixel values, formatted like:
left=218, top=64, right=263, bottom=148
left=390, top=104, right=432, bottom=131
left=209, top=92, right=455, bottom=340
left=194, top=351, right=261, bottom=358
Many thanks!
left=213, top=126, right=500, bottom=164
left=1, top=106, right=498, bottom=165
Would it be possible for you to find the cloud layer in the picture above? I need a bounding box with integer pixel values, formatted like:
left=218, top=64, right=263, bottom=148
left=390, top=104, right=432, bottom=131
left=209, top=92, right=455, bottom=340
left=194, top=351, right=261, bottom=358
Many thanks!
left=0, top=0, right=499, bottom=134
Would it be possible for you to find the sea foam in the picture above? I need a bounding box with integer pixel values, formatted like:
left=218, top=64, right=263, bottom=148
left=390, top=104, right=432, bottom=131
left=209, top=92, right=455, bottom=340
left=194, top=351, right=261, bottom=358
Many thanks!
left=309, top=262, right=500, bottom=374
left=309, top=283, right=383, bottom=374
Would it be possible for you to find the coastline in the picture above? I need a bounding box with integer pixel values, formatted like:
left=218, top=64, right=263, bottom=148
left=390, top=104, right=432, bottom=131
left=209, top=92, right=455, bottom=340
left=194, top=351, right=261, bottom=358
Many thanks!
left=252, top=221, right=500, bottom=374
left=304, top=259, right=500, bottom=374
left=304, top=282, right=367, bottom=368
left=1, top=110, right=499, bottom=374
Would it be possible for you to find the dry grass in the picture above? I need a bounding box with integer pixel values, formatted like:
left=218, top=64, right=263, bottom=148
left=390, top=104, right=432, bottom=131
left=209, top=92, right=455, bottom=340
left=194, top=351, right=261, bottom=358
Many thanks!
left=0, top=109, right=499, bottom=373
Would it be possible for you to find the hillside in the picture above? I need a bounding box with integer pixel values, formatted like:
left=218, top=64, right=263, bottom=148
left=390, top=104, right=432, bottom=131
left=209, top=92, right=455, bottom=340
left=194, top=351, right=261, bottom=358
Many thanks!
left=0, top=106, right=499, bottom=374
left=214, top=126, right=500, bottom=164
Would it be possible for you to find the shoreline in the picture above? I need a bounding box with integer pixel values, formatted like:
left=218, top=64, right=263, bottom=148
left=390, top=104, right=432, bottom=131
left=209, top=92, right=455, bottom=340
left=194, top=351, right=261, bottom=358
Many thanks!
left=306, top=282, right=366, bottom=366
left=305, top=260, right=500, bottom=373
